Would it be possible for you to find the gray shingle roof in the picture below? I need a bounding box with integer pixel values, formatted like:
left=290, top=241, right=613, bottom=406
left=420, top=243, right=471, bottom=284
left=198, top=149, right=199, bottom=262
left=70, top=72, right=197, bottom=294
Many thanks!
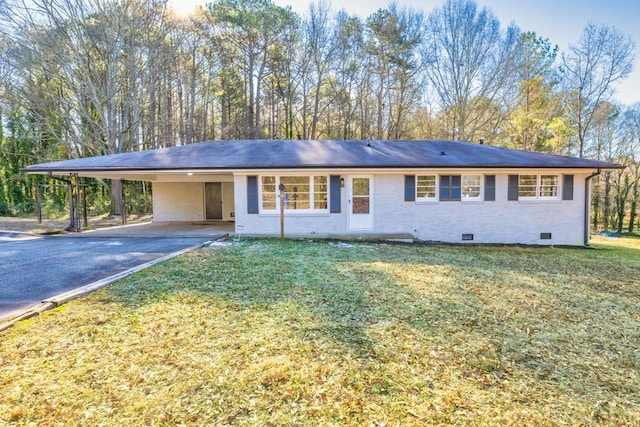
left=24, top=139, right=623, bottom=173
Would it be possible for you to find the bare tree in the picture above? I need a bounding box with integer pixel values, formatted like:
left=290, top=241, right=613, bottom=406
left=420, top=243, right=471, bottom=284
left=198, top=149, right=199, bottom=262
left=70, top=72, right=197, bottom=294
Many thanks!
left=0, top=0, right=169, bottom=214
left=423, top=0, right=520, bottom=142
left=619, top=104, right=640, bottom=233
left=562, top=22, right=635, bottom=158
left=326, top=11, right=366, bottom=139
left=301, top=0, right=338, bottom=139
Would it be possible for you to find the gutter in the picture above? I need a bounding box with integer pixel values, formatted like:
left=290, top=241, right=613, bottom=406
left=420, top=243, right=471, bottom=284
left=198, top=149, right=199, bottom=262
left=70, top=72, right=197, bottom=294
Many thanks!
left=22, top=164, right=623, bottom=173
left=584, top=169, right=601, bottom=246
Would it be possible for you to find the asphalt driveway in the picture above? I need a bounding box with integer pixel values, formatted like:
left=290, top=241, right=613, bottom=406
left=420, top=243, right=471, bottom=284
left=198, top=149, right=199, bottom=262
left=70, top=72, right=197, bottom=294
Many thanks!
left=0, top=231, right=216, bottom=320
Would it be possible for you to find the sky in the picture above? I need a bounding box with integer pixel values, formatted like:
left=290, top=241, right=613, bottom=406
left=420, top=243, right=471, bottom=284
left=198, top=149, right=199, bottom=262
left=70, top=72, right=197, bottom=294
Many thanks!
left=169, top=0, right=640, bottom=106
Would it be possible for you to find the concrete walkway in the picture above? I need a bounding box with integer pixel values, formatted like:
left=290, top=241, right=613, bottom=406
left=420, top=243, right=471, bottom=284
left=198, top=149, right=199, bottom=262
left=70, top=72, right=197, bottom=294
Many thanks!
left=72, top=221, right=235, bottom=238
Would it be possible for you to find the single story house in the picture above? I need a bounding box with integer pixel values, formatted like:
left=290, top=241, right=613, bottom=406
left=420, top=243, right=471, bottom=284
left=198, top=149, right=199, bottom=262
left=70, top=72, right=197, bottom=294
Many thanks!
left=25, top=139, right=623, bottom=245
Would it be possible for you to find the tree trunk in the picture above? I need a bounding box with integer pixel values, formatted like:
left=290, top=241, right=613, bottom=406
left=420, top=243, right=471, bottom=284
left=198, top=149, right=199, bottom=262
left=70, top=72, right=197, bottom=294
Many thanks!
left=629, top=176, right=638, bottom=234
left=311, top=74, right=323, bottom=140
left=111, top=179, right=124, bottom=216
left=592, top=177, right=600, bottom=230
left=615, top=173, right=629, bottom=234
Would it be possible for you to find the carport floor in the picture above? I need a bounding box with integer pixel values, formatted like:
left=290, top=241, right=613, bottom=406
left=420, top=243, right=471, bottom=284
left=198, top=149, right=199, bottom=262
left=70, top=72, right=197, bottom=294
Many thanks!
left=73, top=221, right=234, bottom=238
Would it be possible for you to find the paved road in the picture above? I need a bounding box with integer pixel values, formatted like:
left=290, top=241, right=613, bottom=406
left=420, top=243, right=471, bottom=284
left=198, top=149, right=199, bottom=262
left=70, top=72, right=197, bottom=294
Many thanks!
left=0, top=233, right=211, bottom=319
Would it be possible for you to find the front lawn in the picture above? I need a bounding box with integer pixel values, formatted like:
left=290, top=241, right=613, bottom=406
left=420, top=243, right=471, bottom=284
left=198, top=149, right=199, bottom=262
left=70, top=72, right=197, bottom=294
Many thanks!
left=1, top=237, right=639, bottom=425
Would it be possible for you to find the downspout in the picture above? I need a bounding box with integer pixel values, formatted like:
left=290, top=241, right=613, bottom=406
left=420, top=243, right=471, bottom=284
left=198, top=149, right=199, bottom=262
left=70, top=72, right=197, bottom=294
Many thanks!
left=584, top=169, right=601, bottom=246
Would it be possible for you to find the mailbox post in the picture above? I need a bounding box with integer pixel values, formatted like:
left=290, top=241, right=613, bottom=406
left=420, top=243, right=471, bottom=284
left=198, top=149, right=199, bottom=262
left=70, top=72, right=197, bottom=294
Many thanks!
left=279, top=183, right=285, bottom=240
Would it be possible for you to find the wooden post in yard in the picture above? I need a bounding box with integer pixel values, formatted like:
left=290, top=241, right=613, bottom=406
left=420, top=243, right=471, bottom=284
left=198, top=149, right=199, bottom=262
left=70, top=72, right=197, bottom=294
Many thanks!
left=279, top=183, right=285, bottom=240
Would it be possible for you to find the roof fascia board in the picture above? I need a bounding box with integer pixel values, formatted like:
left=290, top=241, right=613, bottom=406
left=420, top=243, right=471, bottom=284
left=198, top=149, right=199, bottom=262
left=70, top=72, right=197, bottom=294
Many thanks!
left=24, top=164, right=621, bottom=180
left=232, top=167, right=616, bottom=176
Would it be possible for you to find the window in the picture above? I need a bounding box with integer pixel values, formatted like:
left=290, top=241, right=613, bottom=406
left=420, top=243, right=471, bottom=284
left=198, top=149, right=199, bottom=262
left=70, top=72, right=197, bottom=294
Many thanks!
left=518, top=175, right=538, bottom=198
left=260, top=175, right=329, bottom=212
left=314, top=176, right=328, bottom=209
left=416, top=175, right=437, bottom=200
left=440, top=175, right=482, bottom=201
left=540, top=175, right=559, bottom=198
left=261, top=176, right=276, bottom=210
left=518, top=174, right=559, bottom=199
left=462, top=175, right=482, bottom=200
left=412, top=174, right=487, bottom=203
left=281, top=176, right=310, bottom=210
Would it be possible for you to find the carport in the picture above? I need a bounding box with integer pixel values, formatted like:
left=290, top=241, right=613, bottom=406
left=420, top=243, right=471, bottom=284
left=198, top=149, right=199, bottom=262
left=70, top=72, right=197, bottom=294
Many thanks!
left=24, top=147, right=239, bottom=233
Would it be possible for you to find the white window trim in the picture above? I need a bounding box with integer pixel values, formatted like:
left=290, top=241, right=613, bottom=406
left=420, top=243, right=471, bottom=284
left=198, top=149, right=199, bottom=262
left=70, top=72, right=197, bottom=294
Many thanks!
left=461, top=174, right=484, bottom=202
left=414, top=174, right=486, bottom=203
left=259, top=175, right=278, bottom=212
left=539, top=174, right=560, bottom=200
left=259, top=175, right=330, bottom=214
left=518, top=174, right=560, bottom=201
left=415, top=174, right=438, bottom=202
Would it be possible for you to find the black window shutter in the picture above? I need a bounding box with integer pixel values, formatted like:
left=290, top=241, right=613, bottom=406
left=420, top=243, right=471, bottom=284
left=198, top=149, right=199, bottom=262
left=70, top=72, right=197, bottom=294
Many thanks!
left=439, top=175, right=450, bottom=201
left=247, top=175, right=259, bottom=214
left=451, top=175, right=461, bottom=200
left=330, top=175, right=341, bottom=213
left=563, top=174, right=574, bottom=200
left=508, top=175, right=519, bottom=201
left=485, top=175, right=496, bottom=201
left=405, top=175, right=416, bottom=202
left=439, top=175, right=461, bottom=201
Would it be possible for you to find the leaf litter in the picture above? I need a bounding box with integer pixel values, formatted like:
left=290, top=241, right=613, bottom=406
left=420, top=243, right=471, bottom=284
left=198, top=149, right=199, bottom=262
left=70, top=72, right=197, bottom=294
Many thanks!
left=1, top=236, right=639, bottom=425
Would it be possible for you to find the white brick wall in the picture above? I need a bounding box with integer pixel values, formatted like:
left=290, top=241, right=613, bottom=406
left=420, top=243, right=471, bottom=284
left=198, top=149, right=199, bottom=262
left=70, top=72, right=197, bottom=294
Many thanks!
left=373, top=174, right=586, bottom=245
left=222, top=182, right=235, bottom=221
left=153, top=182, right=204, bottom=221
left=232, top=172, right=590, bottom=245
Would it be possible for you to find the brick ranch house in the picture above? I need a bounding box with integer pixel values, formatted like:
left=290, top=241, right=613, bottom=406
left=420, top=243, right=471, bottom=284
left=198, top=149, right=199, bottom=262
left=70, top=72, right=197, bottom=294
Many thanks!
left=25, top=139, right=623, bottom=246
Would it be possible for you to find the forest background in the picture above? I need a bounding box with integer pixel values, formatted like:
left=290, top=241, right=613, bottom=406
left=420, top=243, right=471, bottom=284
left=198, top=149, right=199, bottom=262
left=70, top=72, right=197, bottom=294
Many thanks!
left=0, top=0, right=638, bottom=234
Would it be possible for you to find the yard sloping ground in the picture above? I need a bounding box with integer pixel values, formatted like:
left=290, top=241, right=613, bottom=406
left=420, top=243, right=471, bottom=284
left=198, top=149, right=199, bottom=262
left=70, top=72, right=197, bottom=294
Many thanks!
left=1, top=236, right=639, bottom=425
left=0, top=215, right=152, bottom=234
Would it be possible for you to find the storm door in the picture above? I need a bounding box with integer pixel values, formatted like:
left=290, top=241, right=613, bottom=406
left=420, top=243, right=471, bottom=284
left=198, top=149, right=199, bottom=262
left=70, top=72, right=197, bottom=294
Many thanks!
left=348, top=176, right=373, bottom=229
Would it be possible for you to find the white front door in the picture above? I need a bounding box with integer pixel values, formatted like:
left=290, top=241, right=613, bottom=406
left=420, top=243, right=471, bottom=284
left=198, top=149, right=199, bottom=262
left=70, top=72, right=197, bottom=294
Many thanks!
left=348, top=176, right=373, bottom=230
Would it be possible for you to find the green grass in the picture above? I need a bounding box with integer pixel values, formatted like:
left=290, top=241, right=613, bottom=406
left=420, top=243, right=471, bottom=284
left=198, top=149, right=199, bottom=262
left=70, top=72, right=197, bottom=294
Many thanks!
left=1, top=237, right=639, bottom=425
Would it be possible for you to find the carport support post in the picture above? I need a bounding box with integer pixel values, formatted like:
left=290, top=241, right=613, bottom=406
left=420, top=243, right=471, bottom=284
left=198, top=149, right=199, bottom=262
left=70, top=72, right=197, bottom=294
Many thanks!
left=72, top=173, right=81, bottom=232
left=121, top=179, right=127, bottom=226
left=82, top=185, right=88, bottom=227
left=67, top=183, right=76, bottom=232
left=36, top=185, right=42, bottom=224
